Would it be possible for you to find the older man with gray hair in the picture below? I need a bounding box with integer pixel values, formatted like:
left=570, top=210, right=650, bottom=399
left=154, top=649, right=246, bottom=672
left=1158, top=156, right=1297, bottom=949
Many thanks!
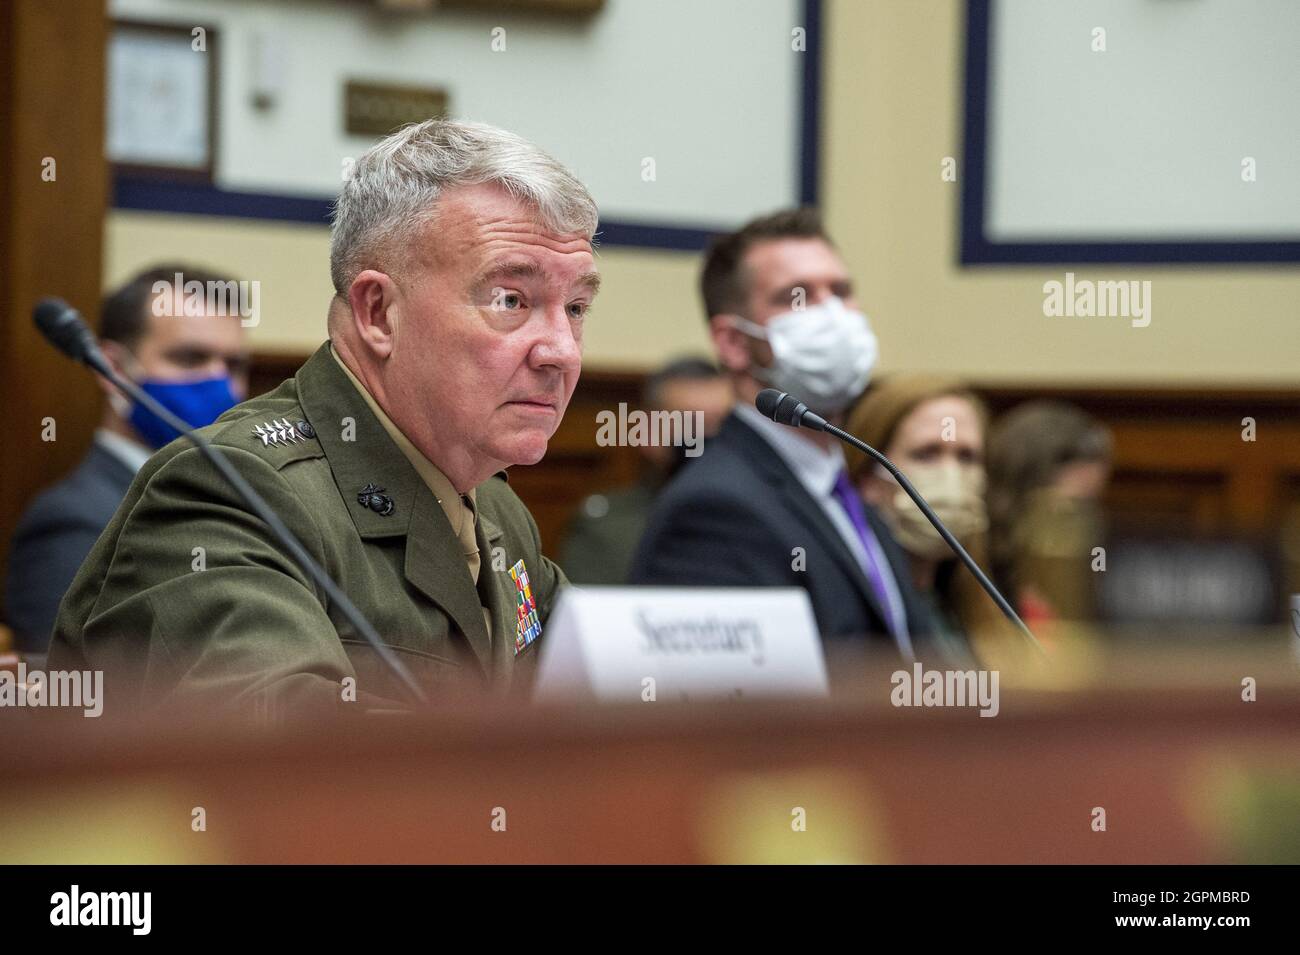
left=49, top=119, right=601, bottom=714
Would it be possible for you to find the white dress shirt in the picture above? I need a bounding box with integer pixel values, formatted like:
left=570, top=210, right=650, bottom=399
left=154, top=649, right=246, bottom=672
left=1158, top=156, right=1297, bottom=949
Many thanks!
left=94, top=428, right=153, bottom=475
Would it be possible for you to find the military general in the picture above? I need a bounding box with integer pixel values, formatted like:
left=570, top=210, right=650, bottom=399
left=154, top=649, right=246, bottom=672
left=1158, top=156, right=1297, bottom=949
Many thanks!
left=49, top=119, right=601, bottom=715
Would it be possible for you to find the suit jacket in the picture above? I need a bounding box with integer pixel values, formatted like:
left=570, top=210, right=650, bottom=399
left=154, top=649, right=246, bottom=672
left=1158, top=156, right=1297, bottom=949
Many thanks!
left=629, top=411, right=935, bottom=655
left=49, top=343, right=565, bottom=715
left=6, top=441, right=135, bottom=653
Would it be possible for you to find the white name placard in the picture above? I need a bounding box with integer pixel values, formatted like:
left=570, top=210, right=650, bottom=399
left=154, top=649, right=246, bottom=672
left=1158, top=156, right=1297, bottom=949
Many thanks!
left=533, top=587, right=828, bottom=704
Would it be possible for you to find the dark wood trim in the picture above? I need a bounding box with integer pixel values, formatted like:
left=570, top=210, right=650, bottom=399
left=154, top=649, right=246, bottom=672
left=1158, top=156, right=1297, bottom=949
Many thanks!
left=0, top=0, right=108, bottom=617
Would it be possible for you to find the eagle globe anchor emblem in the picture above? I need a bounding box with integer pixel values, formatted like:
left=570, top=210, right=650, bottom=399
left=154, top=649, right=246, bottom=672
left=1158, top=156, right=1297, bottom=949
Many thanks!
left=356, top=483, right=395, bottom=517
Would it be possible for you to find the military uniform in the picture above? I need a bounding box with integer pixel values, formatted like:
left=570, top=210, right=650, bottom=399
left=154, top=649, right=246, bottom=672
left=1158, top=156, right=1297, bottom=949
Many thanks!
left=48, top=343, right=565, bottom=714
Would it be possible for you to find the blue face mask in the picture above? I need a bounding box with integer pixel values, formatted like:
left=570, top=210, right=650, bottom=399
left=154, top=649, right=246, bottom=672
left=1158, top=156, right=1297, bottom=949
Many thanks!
left=128, top=376, right=239, bottom=449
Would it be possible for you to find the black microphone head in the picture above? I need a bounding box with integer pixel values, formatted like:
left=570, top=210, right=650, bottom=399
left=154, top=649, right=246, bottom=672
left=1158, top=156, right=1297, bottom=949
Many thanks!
left=773, top=393, right=810, bottom=427
left=755, top=388, right=786, bottom=421
left=755, top=388, right=807, bottom=427
left=33, top=298, right=98, bottom=364
left=754, top=387, right=830, bottom=431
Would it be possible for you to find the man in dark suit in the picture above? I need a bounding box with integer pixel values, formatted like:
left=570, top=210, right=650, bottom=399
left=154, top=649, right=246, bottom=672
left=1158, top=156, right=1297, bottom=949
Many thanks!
left=6, top=265, right=250, bottom=652
left=630, top=208, right=942, bottom=661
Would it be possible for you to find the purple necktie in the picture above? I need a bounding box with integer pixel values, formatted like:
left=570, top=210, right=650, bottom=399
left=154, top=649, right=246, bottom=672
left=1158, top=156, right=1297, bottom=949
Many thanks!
left=830, top=471, right=912, bottom=655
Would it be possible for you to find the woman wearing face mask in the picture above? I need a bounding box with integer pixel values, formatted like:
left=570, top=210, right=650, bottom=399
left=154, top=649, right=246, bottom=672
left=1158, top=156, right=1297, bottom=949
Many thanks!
left=984, top=401, right=1112, bottom=629
left=844, top=375, right=1013, bottom=661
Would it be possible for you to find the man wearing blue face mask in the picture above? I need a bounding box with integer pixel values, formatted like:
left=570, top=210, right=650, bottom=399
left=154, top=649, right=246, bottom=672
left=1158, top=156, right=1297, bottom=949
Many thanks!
left=5, top=264, right=249, bottom=652
left=630, top=209, right=939, bottom=665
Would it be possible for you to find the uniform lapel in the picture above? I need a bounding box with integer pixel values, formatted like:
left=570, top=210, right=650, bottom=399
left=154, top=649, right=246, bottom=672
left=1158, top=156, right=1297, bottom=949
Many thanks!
left=294, top=344, right=493, bottom=673
left=475, top=510, right=516, bottom=690
left=404, top=491, right=493, bottom=671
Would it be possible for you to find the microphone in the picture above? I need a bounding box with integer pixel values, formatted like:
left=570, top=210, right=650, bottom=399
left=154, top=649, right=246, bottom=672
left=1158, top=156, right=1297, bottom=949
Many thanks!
left=754, top=388, right=829, bottom=432
left=755, top=387, right=1041, bottom=651
left=34, top=298, right=104, bottom=368
left=33, top=299, right=428, bottom=704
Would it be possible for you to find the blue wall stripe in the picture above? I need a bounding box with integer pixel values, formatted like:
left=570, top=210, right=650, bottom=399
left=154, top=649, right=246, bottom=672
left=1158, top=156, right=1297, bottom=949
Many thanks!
left=594, top=220, right=723, bottom=252
left=114, top=175, right=335, bottom=224
left=799, top=0, right=823, bottom=207
left=115, top=174, right=731, bottom=252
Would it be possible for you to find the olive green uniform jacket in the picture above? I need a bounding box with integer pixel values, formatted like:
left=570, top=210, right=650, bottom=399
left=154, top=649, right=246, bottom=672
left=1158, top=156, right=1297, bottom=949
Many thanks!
left=48, top=344, right=565, bottom=714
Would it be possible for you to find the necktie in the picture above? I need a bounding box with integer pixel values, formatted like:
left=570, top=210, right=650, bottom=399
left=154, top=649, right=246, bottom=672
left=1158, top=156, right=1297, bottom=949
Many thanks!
left=455, top=493, right=481, bottom=585
left=830, top=471, right=913, bottom=658
left=452, top=492, right=494, bottom=649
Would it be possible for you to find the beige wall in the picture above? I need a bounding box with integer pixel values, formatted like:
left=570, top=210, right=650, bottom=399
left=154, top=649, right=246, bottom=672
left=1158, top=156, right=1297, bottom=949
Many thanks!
left=105, top=0, right=1300, bottom=384
left=105, top=211, right=708, bottom=368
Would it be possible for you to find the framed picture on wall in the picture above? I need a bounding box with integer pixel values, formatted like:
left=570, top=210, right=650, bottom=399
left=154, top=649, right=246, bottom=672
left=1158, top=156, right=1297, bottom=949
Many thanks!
left=107, top=20, right=218, bottom=182
left=961, top=0, right=1300, bottom=264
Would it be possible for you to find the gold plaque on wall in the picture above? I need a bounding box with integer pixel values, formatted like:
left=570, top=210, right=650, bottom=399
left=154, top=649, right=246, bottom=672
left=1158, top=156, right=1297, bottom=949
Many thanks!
left=344, top=81, right=448, bottom=137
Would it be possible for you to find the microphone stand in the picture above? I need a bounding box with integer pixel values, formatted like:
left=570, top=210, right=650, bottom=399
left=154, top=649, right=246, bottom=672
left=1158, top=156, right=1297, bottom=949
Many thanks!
left=758, top=389, right=1042, bottom=653
left=824, top=420, right=1040, bottom=650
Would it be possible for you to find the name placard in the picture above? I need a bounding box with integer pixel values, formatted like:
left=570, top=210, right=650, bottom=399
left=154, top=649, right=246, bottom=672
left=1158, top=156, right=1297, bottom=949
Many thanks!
left=534, top=587, right=828, bottom=703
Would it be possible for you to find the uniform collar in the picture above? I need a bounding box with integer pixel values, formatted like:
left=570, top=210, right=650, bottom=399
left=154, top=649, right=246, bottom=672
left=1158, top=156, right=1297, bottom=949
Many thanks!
left=328, top=343, right=476, bottom=538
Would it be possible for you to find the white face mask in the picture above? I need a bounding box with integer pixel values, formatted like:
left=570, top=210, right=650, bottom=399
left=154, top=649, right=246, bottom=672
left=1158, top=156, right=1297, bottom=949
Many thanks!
left=730, top=297, right=878, bottom=415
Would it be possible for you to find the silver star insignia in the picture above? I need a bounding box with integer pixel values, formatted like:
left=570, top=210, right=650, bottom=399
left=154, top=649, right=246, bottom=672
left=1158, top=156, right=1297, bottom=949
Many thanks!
left=252, top=419, right=303, bottom=447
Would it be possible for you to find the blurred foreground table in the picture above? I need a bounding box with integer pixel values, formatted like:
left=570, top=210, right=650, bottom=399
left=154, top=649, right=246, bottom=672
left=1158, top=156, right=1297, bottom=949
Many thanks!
left=1, top=639, right=1298, bottom=864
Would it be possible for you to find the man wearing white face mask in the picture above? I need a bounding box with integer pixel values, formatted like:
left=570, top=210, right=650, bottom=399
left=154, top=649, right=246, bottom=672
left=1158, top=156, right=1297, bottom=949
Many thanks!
left=630, top=208, right=935, bottom=662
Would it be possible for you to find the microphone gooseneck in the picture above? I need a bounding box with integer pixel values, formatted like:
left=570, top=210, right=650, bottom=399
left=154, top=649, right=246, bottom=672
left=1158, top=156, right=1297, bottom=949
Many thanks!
left=33, top=299, right=429, bottom=704
left=755, top=388, right=1041, bottom=651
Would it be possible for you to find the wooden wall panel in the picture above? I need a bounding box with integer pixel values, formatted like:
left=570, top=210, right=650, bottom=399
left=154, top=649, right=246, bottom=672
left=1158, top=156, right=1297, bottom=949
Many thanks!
left=0, top=0, right=108, bottom=617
